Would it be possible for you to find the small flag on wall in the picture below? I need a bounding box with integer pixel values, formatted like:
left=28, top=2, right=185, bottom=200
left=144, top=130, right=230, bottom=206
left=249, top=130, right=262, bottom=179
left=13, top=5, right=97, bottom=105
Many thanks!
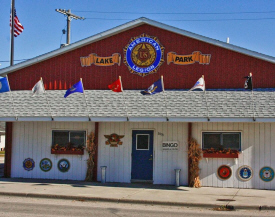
left=244, top=72, right=253, bottom=90
left=189, top=76, right=205, bottom=91
left=10, top=9, right=24, bottom=37
left=32, top=80, right=45, bottom=96
left=141, top=78, right=164, bottom=95
left=0, top=77, right=10, bottom=93
left=108, top=77, right=123, bottom=92
left=64, top=80, right=84, bottom=98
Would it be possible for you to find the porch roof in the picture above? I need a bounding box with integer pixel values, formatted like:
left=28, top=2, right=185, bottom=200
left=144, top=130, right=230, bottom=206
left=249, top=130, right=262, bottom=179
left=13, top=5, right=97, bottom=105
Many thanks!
left=0, top=89, right=274, bottom=122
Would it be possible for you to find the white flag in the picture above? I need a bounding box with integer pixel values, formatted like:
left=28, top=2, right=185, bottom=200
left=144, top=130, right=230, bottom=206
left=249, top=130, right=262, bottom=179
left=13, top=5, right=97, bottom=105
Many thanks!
left=32, top=80, right=45, bottom=95
left=189, top=77, right=205, bottom=91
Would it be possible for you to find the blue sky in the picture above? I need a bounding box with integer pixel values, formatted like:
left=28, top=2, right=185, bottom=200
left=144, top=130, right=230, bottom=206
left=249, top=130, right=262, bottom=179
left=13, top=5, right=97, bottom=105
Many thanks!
left=1, top=0, right=275, bottom=69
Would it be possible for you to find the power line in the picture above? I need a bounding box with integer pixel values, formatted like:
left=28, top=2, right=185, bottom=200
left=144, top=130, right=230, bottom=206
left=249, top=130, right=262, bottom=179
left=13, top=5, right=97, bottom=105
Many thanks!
left=0, top=59, right=29, bottom=63
left=84, top=17, right=275, bottom=21
left=75, top=10, right=275, bottom=15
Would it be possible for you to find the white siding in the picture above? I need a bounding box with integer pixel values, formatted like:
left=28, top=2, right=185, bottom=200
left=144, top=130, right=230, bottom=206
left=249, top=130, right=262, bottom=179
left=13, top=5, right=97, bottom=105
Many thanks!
left=11, top=122, right=94, bottom=180
left=97, top=122, right=189, bottom=185
left=0, top=134, right=5, bottom=150
left=193, top=122, right=275, bottom=189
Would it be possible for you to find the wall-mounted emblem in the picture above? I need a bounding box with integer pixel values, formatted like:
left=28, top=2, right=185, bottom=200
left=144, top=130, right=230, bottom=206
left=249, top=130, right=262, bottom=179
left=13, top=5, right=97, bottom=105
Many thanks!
left=104, top=133, right=124, bottom=147
left=57, top=159, right=70, bottom=173
left=259, top=166, right=274, bottom=182
left=217, top=165, right=232, bottom=180
left=40, top=158, right=52, bottom=172
left=23, top=158, right=35, bottom=171
left=80, top=53, right=121, bottom=67
left=124, top=33, right=164, bottom=77
left=237, top=165, right=253, bottom=181
left=167, top=51, right=211, bottom=65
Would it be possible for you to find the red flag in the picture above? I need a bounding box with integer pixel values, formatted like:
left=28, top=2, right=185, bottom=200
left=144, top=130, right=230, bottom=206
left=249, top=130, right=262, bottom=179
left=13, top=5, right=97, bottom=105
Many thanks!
left=10, top=9, right=24, bottom=37
left=108, top=78, right=123, bottom=92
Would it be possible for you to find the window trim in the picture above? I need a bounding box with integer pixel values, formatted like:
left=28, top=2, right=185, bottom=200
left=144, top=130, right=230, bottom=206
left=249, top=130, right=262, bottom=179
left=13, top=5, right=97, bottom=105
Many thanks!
left=201, top=131, right=242, bottom=151
left=52, top=130, right=87, bottom=147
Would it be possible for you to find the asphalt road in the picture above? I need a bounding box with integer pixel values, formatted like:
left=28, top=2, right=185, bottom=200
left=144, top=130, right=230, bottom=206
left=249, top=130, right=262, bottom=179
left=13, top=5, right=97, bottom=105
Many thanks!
left=0, top=195, right=274, bottom=217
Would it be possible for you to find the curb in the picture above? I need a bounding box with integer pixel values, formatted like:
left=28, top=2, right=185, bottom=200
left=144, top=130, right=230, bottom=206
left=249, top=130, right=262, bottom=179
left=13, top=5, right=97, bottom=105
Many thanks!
left=1, top=191, right=274, bottom=210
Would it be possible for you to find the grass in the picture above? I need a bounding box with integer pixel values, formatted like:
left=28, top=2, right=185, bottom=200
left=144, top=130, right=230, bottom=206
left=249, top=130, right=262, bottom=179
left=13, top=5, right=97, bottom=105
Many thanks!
left=0, top=151, right=5, bottom=155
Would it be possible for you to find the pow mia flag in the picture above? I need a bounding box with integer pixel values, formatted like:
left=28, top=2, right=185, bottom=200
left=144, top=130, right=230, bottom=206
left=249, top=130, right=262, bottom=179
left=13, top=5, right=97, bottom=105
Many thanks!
left=244, top=72, right=253, bottom=90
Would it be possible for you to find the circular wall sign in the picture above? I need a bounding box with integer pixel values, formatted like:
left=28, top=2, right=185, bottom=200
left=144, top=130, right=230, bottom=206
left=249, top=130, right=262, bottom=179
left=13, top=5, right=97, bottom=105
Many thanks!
left=124, top=33, right=164, bottom=77
left=217, top=165, right=232, bottom=180
left=23, top=158, right=35, bottom=171
left=40, top=158, right=52, bottom=172
left=57, top=159, right=70, bottom=173
left=237, top=165, right=253, bottom=181
left=259, top=166, right=274, bottom=182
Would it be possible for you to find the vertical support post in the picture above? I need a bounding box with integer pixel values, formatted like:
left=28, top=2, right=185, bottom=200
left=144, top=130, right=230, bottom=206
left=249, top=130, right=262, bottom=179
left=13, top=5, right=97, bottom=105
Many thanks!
left=188, top=122, right=192, bottom=186
left=4, top=122, right=13, bottom=178
left=92, top=122, right=99, bottom=181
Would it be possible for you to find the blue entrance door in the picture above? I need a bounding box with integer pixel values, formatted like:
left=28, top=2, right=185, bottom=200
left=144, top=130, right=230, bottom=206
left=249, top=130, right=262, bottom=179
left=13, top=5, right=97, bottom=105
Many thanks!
left=131, top=130, right=154, bottom=181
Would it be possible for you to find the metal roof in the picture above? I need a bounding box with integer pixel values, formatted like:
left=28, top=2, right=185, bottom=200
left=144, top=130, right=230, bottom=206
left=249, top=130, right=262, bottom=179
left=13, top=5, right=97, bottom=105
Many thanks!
left=0, top=90, right=274, bottom=122
left=1, top=17, right=275, bottom=76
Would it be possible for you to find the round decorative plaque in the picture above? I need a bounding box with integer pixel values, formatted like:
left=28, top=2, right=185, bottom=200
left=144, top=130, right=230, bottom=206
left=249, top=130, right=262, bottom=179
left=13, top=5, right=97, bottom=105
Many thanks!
left=23, top=158, right=35, bottom=171
left=237, top=165, right=253, bottom=181
left=217, top=165, right=232, bottom=180
left=40, top=158, right=52, bottom=172
left=57, top=159, right=70, bottom=173
left=259, top=166, right=274, bottom=182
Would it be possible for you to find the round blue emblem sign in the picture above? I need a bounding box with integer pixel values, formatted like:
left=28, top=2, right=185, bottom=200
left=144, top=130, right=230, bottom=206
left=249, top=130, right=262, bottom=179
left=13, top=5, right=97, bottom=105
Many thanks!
left=58, top=159, right=70, bottom=173
left=124, top=34, right=164, bottom=77
left=23, top=158, right=35, bottom=171
left=237, top=165, right=253, bottom=181
left=259, top=166, right=274, bottom=182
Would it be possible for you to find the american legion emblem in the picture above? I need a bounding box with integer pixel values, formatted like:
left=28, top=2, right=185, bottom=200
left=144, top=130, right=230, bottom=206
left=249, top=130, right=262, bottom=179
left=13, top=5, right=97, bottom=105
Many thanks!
left=259, top=166, right=274, bottom=182
left=123, top=33, right=164, bottom=77
left=23, top=158, right=35, bottom=171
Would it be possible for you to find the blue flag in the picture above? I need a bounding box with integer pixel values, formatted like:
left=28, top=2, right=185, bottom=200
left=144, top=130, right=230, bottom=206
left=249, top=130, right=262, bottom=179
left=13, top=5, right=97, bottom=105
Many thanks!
left=141, top=79, right=163, bottom=95
left=0, top=77, right=10, bottom=93
left=64, top=81, right=84, bottom=98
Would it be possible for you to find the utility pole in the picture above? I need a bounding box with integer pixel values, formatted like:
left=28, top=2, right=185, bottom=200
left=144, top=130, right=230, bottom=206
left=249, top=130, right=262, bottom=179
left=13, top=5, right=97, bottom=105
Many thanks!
left=55, top=9, right=85, bottom=45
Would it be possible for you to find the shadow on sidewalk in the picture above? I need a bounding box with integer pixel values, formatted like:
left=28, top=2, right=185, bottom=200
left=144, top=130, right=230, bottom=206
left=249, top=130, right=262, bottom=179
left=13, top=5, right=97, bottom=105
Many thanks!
left=0, top=177, right=188, bottom=191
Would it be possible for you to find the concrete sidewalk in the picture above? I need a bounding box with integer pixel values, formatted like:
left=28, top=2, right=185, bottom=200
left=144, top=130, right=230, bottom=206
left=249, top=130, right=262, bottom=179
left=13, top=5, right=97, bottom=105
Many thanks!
left=0, top=178, right=275, bottom=210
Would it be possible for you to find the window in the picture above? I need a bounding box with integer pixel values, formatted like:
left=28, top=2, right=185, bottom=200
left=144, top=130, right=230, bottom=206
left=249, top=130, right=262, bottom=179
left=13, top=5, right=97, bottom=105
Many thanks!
left=202, top=132, right=241, bottom=151
left=136, top=134, right=149, bottom=150
left=52, top=130, right=86, bottom=149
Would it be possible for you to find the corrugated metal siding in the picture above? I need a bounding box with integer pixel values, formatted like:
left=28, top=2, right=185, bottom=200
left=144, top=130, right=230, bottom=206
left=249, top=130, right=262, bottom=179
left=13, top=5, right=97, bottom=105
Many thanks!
left=8, top=24, right=275, bottom=90
left=193, top=122, right=275, bottom=189
left=11, top=122, right=94, bottom=180
left=97, top=122, right=188, bottom=185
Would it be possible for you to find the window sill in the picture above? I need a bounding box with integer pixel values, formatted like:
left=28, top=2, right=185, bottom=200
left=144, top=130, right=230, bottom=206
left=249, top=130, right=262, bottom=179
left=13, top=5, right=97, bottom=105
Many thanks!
left=203, top=153, right=239, bottom=158
left=51, top=150, right=84, bottom=155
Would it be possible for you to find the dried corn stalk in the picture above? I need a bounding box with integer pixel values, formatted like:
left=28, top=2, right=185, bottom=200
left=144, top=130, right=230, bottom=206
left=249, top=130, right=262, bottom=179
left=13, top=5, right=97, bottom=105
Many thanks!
left=188, top=138, right=202, bottom=188
left=85, top=132, right=96, bottom=182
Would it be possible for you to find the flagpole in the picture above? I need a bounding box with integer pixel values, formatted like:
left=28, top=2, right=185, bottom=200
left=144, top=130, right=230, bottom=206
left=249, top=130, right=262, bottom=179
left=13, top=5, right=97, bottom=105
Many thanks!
left=120, top=76, right=129, bottom=121
left=80, top=78, right=91, bottom=121
left=10, top=0, right=15, bottom=66
left=202, top=75, right=210, bottom=121
left=6, top=75, right=17, bottom=120
left=161, top=75, right=169, bottom=121
left=41, top=77, right=54, bottom=121
left=250, top=72, right=256, bottom=121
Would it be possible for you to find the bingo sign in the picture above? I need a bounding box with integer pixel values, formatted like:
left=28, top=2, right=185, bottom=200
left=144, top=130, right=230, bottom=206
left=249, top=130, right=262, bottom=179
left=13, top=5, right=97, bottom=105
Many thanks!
left=124, top=33, right=164, bottom=77
left=162, top=141, right=179, bottom=151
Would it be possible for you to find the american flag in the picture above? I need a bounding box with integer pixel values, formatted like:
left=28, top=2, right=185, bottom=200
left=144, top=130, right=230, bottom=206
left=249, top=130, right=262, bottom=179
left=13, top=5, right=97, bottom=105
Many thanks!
left=10, top=9, right=24, bottom=37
